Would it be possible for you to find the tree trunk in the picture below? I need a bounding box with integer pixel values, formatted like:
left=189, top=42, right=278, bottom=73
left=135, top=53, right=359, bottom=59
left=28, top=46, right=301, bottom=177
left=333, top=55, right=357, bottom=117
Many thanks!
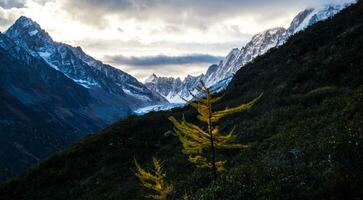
left=210, top=138, right=217, bottom=181
left=207, top=92, right=217, bottom=181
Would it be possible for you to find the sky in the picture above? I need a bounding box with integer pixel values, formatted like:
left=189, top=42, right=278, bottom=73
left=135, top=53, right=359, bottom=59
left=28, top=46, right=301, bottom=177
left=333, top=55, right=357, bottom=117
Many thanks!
left=0, top=0, right=354, bottom=81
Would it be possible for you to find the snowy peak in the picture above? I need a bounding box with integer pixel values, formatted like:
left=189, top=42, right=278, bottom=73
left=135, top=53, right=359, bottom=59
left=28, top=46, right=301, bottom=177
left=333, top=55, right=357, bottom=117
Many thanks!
left=6, top=16, right=53, bottom=46
left=147, top=2, right=354, bottom=104
left=287, top=4, right=351, bottom=35
left=144, top=74, right=182, bottom=100
left=201, top=2, right=351, bottom=89
left=224, top=48, right=240, bottom=63
left=4, top=16, right=167, bottom=112
left=287, top=8, right=314, bottom=35
left=244, top=27, right=287, bottom=56
left=13, top=16, right=37, bottom=28
left=251, top=27, right=286, bottom=42
left=205, top=64, right=219, bottom=77
left=144, top=73, right=204, bottom=103
left=145, top=73, right=158, bottom=84
left=202, top=27, right=287, bottom=87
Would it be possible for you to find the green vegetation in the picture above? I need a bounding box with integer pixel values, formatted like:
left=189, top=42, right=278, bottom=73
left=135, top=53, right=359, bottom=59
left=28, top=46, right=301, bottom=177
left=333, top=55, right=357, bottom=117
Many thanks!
left=0, top=1, right=362, bottom=199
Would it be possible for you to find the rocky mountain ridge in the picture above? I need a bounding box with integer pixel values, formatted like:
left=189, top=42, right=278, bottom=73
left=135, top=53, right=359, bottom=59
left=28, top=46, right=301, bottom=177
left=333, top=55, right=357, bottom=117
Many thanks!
left=5, top=17, right=167, bottom=114
left=0, top=16, right=167, bottom=182
left=146, top=3, right=352, bottom=103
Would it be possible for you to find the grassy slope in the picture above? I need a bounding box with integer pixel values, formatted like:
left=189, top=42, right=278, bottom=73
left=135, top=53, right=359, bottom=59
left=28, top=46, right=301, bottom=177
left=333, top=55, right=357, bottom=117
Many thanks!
left=1, top=2, right=363, bottom=200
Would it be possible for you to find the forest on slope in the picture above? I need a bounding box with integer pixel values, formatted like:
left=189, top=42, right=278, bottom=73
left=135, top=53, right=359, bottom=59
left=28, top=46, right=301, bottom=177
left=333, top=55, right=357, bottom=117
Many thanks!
left=0, top=1, right=362, bottom=199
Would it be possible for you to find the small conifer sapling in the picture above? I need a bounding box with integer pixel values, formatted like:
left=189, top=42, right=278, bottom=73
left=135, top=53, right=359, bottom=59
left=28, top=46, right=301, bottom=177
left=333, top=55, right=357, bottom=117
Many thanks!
left=134, top=158, right=174, bottom=200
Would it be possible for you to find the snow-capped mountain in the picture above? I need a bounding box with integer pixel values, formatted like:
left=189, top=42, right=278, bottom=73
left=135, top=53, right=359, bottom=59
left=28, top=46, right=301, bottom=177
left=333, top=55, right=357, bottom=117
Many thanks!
left=0, top=31, right=109, bottom=134
left=144, top=74, right=182, bottom=101
left=145, top=2, right=352, bottom=104
left=202, top=27, right=288, bottom=87
left=0, top=16, right=167, bottom=182
left=202, top=3, right=351, bottom=88
left=5, top=17, right=166, bottom=114
left=0, top=31, right=111, bottom=182
left=287, top=4, right=349, bottom=35
left=144, top=73, right=203, bottom=103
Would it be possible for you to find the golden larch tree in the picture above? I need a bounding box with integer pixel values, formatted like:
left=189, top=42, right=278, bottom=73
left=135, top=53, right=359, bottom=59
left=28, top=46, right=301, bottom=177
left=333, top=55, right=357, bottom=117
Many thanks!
left=134, top=157, right=174, bottom=200
left=169, top=81, right=262, bottom=180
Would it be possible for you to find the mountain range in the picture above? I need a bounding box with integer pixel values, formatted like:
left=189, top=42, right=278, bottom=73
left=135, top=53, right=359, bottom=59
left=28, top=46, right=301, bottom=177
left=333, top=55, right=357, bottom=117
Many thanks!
left=0, top=17, right=166, bottom=182
left=0, top=1, right=361, bottom=198
left=145, top=3, right=351, bottom=103
left=0, top=0, right=355, bottom=185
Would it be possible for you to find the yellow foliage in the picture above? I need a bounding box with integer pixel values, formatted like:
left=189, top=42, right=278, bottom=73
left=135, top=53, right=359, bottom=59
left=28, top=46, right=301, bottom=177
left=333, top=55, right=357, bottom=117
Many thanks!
left=188, top=155, right=210, bottom=168
left=182, top=192, right=190, bottom=200
left=215, top=160, right=227, bottom=172
left=134, top=158, right=174, bottom=200
left=169, top=81, right=262, bottom=179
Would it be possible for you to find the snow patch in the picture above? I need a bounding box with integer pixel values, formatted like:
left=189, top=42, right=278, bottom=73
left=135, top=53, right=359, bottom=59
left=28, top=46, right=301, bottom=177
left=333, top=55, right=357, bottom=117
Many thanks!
left=165, top=93, right=187, bottom=104
left=145, top=73, right=158, bottom=83
left=123, top=89, right=151, bottom=101
left=38, top=51, right=60, bottom=70
left=73, top=79, right=99, bottom=88
left=134, top=103, right=185, bottom=115
left=28, top=30, right=38, bottom=36
left=125, top=83, right=144, bottom=92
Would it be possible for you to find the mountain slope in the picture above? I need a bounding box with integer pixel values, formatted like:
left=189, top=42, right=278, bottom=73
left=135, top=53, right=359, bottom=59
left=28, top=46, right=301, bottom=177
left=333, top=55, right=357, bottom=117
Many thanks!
left=146, top=3, right=353, bottom=103
left=203, top=2, right=353, bottom=87
left=0, top=1, right=362, bottom=199
left=0, top=32, right=108, bottom=182
left=144, top=73, right=204, bottom=103
left=5, top=17, right=166, bottom=114
left=0, top=15, right=167, bottom=183
left=144, top=74, right=183, bottom=102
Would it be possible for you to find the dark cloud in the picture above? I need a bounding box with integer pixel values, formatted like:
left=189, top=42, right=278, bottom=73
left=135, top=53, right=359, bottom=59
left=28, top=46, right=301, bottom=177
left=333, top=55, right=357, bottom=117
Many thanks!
left=104, top=54, right=223, bottom=67
left=0, top=0, right=26, bottom=9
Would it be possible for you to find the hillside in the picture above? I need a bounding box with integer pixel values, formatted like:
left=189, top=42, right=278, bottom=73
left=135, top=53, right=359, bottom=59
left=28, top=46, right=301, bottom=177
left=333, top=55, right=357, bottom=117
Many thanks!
left=1, top=1, right=362, bottom=200
left=5, top=16, right=167, bottom=114
left=0, top=15, right=167, bottom=183
left=0, top=32, right=108, bottom=182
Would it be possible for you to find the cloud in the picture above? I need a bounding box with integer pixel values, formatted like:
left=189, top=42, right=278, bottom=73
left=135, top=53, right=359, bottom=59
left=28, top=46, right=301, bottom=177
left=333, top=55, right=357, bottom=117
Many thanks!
left=33, top=0, right=55, bottom=5
left=104, top=54, right=223, bottom=80
left=1, top=0, right=355, bottom=81
left=104, top=54, right=223, bottom=67
left=0, top=0, right=54, bottom=30
left=62, top=0, right=354, bottom=29
left=0, top=7, right=23, bottom=29
left=0, top=10, right=13, bottom=26
left=0, top=0, right=26, bottom=9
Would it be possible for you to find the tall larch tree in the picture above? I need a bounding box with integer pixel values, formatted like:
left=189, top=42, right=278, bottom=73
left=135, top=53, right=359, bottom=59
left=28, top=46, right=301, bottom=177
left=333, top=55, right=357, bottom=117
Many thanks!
left=169, top=81, right=262, bottom=180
